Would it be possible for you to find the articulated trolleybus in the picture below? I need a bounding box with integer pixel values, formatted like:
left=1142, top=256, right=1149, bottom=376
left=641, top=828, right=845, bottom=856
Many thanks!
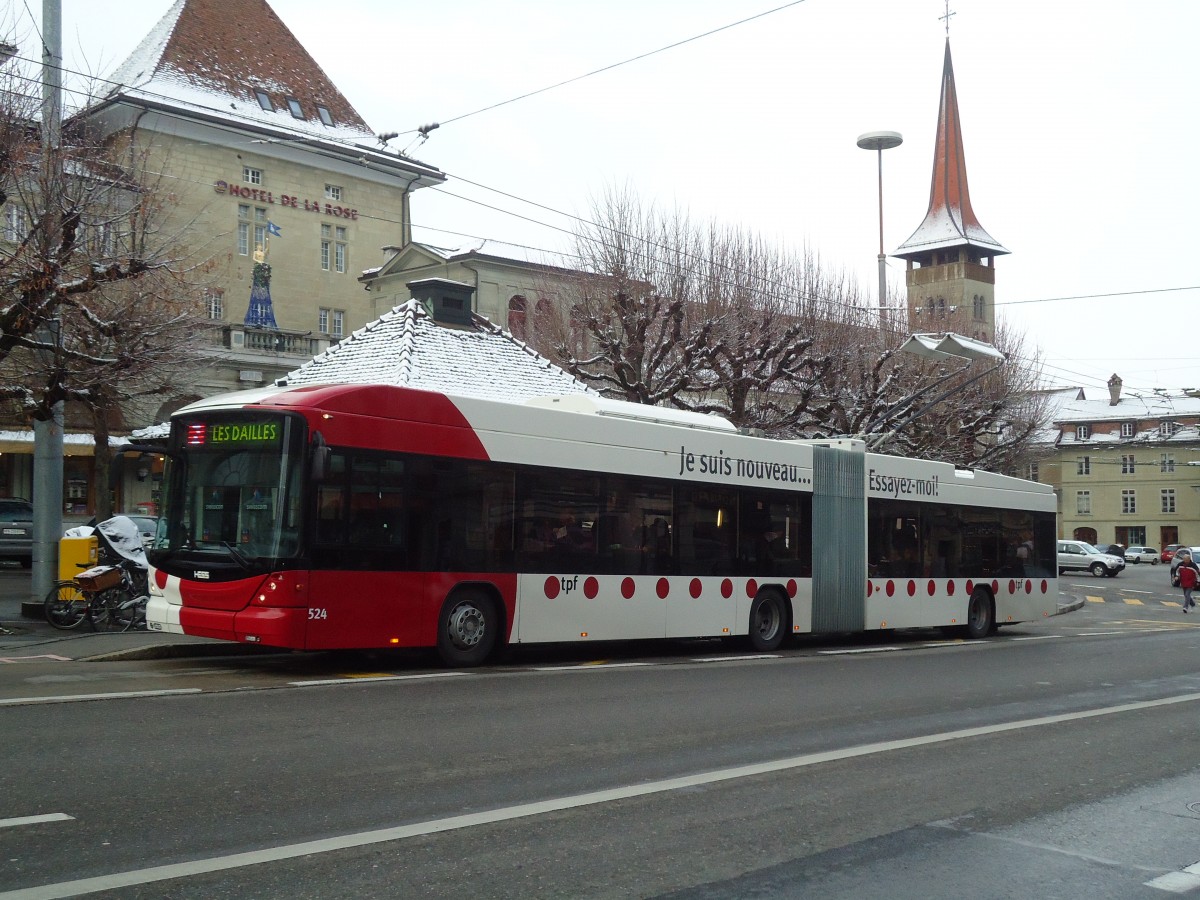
left=131, top=384, right=1057, bottom=666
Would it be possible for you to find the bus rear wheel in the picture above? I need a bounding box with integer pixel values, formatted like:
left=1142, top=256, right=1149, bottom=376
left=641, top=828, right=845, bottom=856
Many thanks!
left=965, top=588, right=995, bottom=639
left=748, top=591, right=788, bottom=652
left=436, top=590, right=499, bottom=667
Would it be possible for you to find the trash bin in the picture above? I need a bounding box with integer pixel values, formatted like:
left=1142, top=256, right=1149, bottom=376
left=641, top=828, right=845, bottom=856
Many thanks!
left=59, top=534, right=99, bottom=581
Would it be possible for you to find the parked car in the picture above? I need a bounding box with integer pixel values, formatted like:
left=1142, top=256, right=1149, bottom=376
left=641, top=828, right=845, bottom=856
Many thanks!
left=1057, top=540, right=1125, bottom=577
left=0, top=498, right=33, bottom=568
left=1124, top=545, right=1160, bottom=564
left=1163, top=544, right=1185, bottom=564
left=1094, top=543, right=1125, bottom=559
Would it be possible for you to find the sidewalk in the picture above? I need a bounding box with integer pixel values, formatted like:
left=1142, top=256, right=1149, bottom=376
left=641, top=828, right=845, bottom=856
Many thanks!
left=0, top=568, right=266, bottom=661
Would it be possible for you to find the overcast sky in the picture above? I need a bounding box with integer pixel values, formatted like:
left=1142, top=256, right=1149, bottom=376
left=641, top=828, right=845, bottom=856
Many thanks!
left=9, top=0, right=1199, bottom=401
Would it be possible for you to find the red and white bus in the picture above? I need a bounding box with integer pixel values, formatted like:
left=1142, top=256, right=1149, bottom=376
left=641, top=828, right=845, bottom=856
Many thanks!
left=126, top=384, right=1058, bottom=666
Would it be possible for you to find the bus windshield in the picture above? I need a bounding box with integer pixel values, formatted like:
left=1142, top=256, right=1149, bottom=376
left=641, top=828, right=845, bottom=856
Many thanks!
left=162, top=412, right=305, bottom=561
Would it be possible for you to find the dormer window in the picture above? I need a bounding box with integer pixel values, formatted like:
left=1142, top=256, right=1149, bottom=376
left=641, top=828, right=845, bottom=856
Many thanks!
left=254, top=90, right=272, bottom=111
left=316, top=105, right=334, bottom=127
left=286, top=97, right=303, bottom=119
left=1121, top=421, right=1135, bottom=438
left=1160, top=421, right=1178, bottom=437
left=1075, top=424, right=1090, bottom=441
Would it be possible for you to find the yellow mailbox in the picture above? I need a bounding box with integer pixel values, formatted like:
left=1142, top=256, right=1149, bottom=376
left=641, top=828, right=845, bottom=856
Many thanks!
left=59, top=534, right=99, bottom=581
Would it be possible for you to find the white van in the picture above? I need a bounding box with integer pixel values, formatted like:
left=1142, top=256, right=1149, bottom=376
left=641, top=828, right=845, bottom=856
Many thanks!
left=1057, top=540, right=1125, bottom=577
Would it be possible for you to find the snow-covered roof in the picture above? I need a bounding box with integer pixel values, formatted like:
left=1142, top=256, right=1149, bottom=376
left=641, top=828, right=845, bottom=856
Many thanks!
left=88, top=0, right=440, bottom=180
left=1031, top=386, right=1200, bottom=447
left=412, top=238, right=578, bottom=273
left=277, top=300, right=595, bottom=402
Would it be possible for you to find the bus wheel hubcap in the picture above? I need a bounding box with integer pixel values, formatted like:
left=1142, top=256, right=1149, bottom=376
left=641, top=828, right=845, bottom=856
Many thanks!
left=448, top=604, right=484, bottom=648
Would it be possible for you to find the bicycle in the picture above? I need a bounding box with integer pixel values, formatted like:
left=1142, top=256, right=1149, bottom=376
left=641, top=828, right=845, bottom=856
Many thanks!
left=43, top=559, right=149, bottom=632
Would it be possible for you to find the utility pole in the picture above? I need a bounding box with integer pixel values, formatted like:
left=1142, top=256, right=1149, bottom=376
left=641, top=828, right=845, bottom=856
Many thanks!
left=31, top=0, right=64, bottom=605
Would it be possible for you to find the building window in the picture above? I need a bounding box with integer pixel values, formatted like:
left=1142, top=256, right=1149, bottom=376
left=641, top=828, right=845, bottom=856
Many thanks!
left=4, top=205, right=27, bottom=242
left=1027, top=463, right=1039, bottom=482
left=243, top=166, right=262, bottom=185
left=254, top=90, right=272, bottom=111
left=203, top=288, right=224, bottom=320
left=1120, top=421, right=1135, bottom=438
left=286, top=97, right=303, bottom=118
left=1159, top=421, right=1178, bottom=437
left=332, top=310, right=344, bottom=338
left=508, top=295, right=527, bottom=340
left=1077, top=456, right=1091, bottom=476
left=1162, top=453, right=1176, bottom=473
left=325, top=184, right=342, bottom=201
left=1163, top=489, right=1177, bottom=514
left=318, top=308, right=329, bottom=333
left=1076, top=491, right=1091, bottom=515
left=320, top=224, right=331, bottom=270
left=1121, top=455, right=1136, bottom=474
left=316, top=308, right=344, bottom=338
left=316, top=105, right=334, bottom=127
left=1075, top=425, right=1090, bottom=441
left=973, top=294, right=985, bottom=320
left=335, top=226, right=347, bottom=274
left=1121, top=490, right=1136, bottom=514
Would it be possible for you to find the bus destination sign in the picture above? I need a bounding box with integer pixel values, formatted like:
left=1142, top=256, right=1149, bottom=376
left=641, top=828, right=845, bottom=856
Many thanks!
left=186, top=419, right=281, bottom=448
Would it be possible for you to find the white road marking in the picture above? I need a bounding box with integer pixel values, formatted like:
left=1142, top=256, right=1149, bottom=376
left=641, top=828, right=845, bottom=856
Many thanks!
left=531, top=662, right=651, bottom=671
left=818, top=646, right=901, bottom=654
left=1009, top=635, right=1063, bottom=641
left=0, top=655, right=72, bottom=664
left=0, top=689, right=201, bottom=707
left=8, top=690, right=1200, bottom=899
left=288, top=673, right=466, bottom=686
left=692, top=655, right=780, bottom=662
left=0, top=813, right=73, bottom=830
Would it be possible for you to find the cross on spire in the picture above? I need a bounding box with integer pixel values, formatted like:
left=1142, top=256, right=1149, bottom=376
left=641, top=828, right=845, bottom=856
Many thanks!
left=939, top=1, right=956, bottom=35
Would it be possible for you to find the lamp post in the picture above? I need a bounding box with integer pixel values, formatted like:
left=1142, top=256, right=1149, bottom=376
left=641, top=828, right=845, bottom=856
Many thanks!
left=856, top=130, right=903, bottom=329
left=31, top=320, right=64, bottom=604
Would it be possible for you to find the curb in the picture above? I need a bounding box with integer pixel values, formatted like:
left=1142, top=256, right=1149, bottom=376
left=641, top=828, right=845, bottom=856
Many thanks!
left=1054, top=596, right=1086, bottom=616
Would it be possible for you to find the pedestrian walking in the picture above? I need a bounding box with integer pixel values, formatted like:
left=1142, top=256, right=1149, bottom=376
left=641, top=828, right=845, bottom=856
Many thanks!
left=1177, top=549, right=1199, bottom=612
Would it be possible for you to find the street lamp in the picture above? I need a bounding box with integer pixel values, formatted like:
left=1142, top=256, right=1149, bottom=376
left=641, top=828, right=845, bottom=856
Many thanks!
left=857, top=130, right=903, bottom=329
left=860, top=332, right=1006, bottom=447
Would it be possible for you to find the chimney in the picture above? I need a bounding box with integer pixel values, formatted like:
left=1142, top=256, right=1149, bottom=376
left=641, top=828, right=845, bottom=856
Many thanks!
left=1107, top=373, right=1122, bottom=406
left=406, top=277, right=476, bottom=327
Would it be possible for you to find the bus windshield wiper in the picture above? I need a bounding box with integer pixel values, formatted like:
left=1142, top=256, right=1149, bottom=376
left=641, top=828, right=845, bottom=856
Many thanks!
left=221, top=541, right=253, bottom=570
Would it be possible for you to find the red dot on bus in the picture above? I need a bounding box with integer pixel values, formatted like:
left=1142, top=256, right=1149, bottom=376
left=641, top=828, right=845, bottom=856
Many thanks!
left=786, top=579, right=797, bottom=597
left=947, top=580, right=955, bottom=596
left=657, top=578, right=670, bottom=599
left=584, top=577, right=599, bottom=599
left=720, top=579, right=733, bottom=599
left=746, top=579, right=758, bottom=598
left=907, top=580, right=916, bottom=597
left=927, top=579, right=936, bottom=596
left=965, top=580, right=974, bottom=593
left=886, top=581, right=895, bottom=597
left=689, top=578, right=702, bottom=599
left=544, top=577, right=560, bottom=599
left=991, top=580, right=999, bottom=594
left=621, top=577, right=635, bottom=599
left=867, top=581, right=873, bottom=597
left=1008, top=579, right=1016, bottom=594
left=155, top=569, right=168, bottom=589
left=1025, top=579, right=1032, bottom=594
left=1040, top=579, right=1048, bottom=594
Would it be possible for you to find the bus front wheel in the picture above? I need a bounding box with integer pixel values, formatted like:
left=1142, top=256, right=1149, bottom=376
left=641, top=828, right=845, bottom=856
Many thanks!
left=965, top=588, right=995, bottom=639
left=748, top=591, right=788, bottom=652
left=436, top=590, right=499, bottom=667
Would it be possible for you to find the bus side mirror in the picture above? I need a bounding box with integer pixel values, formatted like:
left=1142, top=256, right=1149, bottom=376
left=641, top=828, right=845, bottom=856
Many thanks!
left=311, top=432, right=330, bottom=481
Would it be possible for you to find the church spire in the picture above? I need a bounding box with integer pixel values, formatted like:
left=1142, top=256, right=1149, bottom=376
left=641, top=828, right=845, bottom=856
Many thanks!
left=895, top=39, right=1007, bottom=260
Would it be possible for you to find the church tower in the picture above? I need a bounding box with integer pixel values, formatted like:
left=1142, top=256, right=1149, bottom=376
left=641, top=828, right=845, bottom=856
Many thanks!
left=894, top=39, right=1007, bottom=343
